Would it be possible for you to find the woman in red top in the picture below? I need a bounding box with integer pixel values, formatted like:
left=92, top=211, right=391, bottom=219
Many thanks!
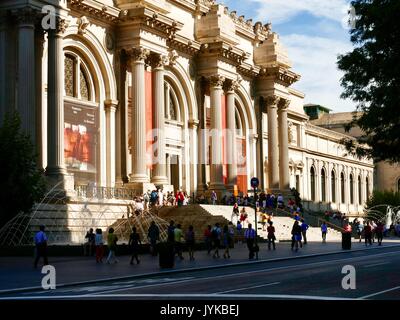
left=267, top=221, right=276, bottom=250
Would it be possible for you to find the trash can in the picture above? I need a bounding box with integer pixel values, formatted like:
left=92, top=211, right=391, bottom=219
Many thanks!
left=158, top=242, right=175, bottom=268
left=342, top=232, right=352, bottom=250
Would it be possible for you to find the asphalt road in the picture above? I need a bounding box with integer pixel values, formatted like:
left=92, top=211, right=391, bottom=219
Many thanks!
left=2, top=246, right=400, bottom=300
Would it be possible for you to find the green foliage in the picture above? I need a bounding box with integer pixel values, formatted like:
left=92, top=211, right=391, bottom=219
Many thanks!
left=365, top=190, right=400, bottom=221
left=0, top=112, right=46, bottom=227
left=337, top=0, right=400, bottom=163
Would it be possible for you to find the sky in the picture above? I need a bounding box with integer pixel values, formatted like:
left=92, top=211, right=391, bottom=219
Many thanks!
left=221, top=0, right=356, bottom=112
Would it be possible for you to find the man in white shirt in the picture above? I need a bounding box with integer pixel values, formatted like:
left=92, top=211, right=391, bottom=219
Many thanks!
left=158, top=189, right=164, bottom=207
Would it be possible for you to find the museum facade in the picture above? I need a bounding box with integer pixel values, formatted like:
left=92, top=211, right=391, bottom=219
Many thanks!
left=0, top=0, right=374, bottom=214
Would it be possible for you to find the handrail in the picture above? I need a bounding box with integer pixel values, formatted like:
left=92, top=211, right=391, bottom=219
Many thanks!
left=317, top=217, right=345, bottom=233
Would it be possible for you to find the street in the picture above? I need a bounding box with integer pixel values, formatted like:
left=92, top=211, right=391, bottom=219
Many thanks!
left=1, top=245, right=399, bottom=300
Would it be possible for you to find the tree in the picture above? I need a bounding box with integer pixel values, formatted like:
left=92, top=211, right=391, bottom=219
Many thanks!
left=337, top=0, right=400, bottom=163
left=0, top=112, right=46, bottom=227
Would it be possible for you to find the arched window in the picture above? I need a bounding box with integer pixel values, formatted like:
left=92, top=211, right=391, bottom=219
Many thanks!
left=366, top=177, right=370, bottom=200
left=64, top=53, right=93, bottom=101
left=358, top=176, right=362, bottom=205
left=164, top=82, right=180, bottom=121
left=341, top=172, right=345, bottom=204
left=235, top=108, right=243, bottom=137
left=321, top=168, right=326, bottom=202
left=310, top=167, right=316, bottom=201
left=349, top=174, right=354, bottom=204
left=63, top=52, right=97, bottom=185
left=331, top=170, right=336, bottom=203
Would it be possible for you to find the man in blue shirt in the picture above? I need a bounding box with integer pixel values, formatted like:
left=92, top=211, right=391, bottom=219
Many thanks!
left=301, top=219, right=309, bottom=245
left=245, top=223, right=256, bottom=260
left=34, top=225, right=48, bottom=268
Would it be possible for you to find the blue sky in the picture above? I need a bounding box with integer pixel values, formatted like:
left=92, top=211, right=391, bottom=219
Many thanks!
left=221, top=0, right=356, bottom=112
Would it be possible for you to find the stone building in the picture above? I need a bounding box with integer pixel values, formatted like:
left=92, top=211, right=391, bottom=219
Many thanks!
left=0, top=0, right=374, bottom=215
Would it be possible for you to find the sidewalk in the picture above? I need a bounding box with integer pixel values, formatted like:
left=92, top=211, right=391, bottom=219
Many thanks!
left=1, top=239, right=399, bottom=292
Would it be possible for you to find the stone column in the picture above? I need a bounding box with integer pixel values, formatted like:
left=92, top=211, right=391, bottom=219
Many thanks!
left=35, top=27, right=45, bottom=169
left=278, top=98, right=290, bottom=192
left=196, top=78, right=208, bottom=193
left=225, top=80, right=239, bottom=189
left=105, top=100, right=117, bottom=187
left=150, top=54, right=168, bottom=186
left=16, top=8, right=37, bottom=142
left=209, top=75, right=226, bottom=192
left=189, top=119, right=199, bottom=194
left=0, top=14, right=7, bottom=124
left=128, top=47, right=150, bottom=184
left=46, top=18, right=68, bottom=179
left=266, top=95, right=280, bottom=192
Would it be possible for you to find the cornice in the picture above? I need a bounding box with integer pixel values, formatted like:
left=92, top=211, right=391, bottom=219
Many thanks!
left=306, top=123, right=356, bottom=142
left=258, top=65, right=301, bottom=87
left=68, top=0, right=120, bottom=24
left=198, top=41, right=248, bottom=66
left=166, top=34, right=201, bottom=56
left=118, top=6, right=183, bottom=38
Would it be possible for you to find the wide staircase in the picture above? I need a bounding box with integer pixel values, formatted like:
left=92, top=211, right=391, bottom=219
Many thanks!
left=157, top=205, right=232, bottom=243
left=200, top=205, right=342, bottom=242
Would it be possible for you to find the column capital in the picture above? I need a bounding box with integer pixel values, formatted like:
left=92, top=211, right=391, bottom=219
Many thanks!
left=104, top=99, right=118, bottom=112
left=128, top=47, right=151, bottom=63
left=13, top=7, right=40, bottom=26
left=224, top=78, right=241, bottom=93
left=149, top=53, right=169, bottom=69
left=209, top=75, right=225, bottom=88
left=264, top=95, right=280, bottom=107
left=278, top=97, right=290, bottom=110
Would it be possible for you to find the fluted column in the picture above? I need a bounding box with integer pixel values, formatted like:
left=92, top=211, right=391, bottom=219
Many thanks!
left=46, top=18, right=68, bottom=178
left=105, top=101, right=117, bottom=187
left=225, top=79, right=239, bottom=189
left=266, top=95, right=280, bottom=191
left=0, top=14, right=7, bottom=124
left=128, top=47, right=150, bottom=183
left=209, top=75, right=225, bottom=191
left=16, top=8, right=37, bottom=142
left=150, top=54, right=168, bottom=185
left=35, top=27, right=45, bottom=169
left=278, top=98, right=290, bottom=191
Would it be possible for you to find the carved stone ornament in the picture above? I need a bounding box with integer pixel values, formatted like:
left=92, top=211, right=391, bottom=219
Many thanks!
left=105, top=32, right=114, bottom=51
left=128, top=47, right=151, bottom=62
left=209, top=75, right=225, bottom=88
left=77, top=16, right=90, bottom=34
left=55, top=18, right=69, bottom=34
left=168, top=49, right=179, bottom=66
left=288, top=121, right=294, bottom=144
left=278, top=98, right=290, bottom=110
left=264, top=95, right=280, bottom=107
left=150, top=53, right=169, bottom=69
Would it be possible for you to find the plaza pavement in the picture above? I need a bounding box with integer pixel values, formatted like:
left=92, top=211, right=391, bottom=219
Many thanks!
left=1, top=239, right=399, bottom=293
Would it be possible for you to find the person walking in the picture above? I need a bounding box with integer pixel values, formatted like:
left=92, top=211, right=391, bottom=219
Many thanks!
left=321, top=222, right=328, bottom=243
left=34, top=225, right=49, bottom=268
left=231, top=203, right=240, bottom=224
left=128, top=227, right=141, bottom=265
left=211, top=223, right=222, bottom=258
left=95, top=228, right=104, bottom=263
left=364, top=222, right=373, bottom=246
left=167, top=220, right=175, bottom=243
left=236, top=221, right=243, bottom=244
left=291, top=221, right=302, bottom=251
left=222, top=225, right=231, bottom=259
left=245, top=223, right=256, bottom=260
left=185, top=225, right=195, bottom=261
left=211, top=190, right=217, bottom=205
left=148, top=221, right=160, bottom=256
left=267, top=221, right=276, bottom=250
left=174, top=224, right=184, bottom=260
left=106, top=228, right=118, bottom=264
left=84, top=228, right=95, bottom=256
left=204, top=225, right=212, bottom=255
left=376, top=222, right=384, bottom=246
left=301, top=219, right=309, bottom=245
left=357, top=222, right=364, bottom=242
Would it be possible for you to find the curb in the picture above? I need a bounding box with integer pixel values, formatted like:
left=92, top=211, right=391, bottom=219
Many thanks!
left=1, top=243, right=400, bottom=295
